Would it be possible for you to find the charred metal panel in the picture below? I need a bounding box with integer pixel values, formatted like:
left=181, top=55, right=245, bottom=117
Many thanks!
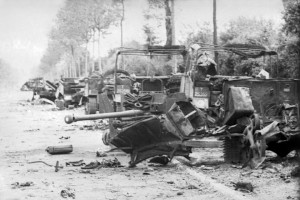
left=109, top=116, right=190, bottom=166
left=223, top=79, right=299, bottom=115
left=166, top=101, right=206, bottom=137
left=167, top=104, right=195, bottom=137
left=223, top=87, right=254, bottom=125
left=141, top=79, right=164, bottom=92
left=165, top=93, right=187, bottom=112
left=150, top=93, right=167, bottom=113
left=110, top=117, right=181, bottom=153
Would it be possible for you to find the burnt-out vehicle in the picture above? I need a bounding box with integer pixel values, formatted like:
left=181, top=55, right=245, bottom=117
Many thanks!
left=56, top=77, right=86, bottom=108
left=84, top=69, right=134, bottom=114
left=21, top=77, right=57, bottom=102
left=84, top=46, right=188, bottom=115
left=111, top=45, right=188, bottom=112
left=183, top=43, right=300, bottom=167
left=64, top=44, right=300, bottom=168
left=21, top=77, right=42, bottom=91
left=34, top=80, right=57, bottom=102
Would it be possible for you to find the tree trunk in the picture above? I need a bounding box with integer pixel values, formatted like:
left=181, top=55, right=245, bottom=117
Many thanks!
left=92, top=32, right=95, bottom=71
left=65, top=67, right=68, bottom=78
left=298, top=51, right=300, bottom=79
left=77, top=57, right=81, bottom=77
left=69, top=63, right=72, bottom=78
left=120, top=0, right=125, bottom=70
left=72, top=55, right=76, bottom=77
left=70, top=45, right=75, bottom=77
left=213, top=0, right=218, bottom=71
left=98, top=30, right=102, bottom=73
left=171, top=0, right=177, bottom=73
left=85, top=42, right=88, bottom=77
left=164, top=0, right=172, bottom=46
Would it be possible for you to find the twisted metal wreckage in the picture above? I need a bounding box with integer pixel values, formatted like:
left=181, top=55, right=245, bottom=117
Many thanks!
left=65, top=44, right=300, bottom=168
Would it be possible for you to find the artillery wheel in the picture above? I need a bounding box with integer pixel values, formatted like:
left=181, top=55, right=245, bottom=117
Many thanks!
left=85, top=97, right=97, bottom=115
left=223, top=135, right=250, bottom=164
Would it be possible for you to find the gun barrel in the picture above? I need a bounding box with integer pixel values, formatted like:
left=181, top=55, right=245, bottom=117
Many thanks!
left=64, top=110, right=145, bottom=124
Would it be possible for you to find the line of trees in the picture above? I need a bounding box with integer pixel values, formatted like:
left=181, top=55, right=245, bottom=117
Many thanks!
left=39, top=0, right=178, bottom=79
left=38, top=0, right=122, bottom=79
left=38, top=0, right=300, bottom=79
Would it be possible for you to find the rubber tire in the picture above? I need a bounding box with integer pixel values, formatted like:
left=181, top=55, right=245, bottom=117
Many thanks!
left=85, top=97, right=97, bottom=114
left=102, top=130, right=110, bottom=146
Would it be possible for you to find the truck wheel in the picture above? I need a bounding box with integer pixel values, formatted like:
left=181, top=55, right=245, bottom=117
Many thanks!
left=102, top=130, right=110, bottom=145
left=85, top=97, right=97, bottom=114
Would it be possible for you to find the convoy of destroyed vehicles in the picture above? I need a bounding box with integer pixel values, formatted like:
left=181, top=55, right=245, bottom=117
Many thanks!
left=21, top=44, right=300, bottom=169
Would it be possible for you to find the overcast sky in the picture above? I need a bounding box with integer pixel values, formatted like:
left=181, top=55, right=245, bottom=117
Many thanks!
left=0, top=0, right=284, bottom=79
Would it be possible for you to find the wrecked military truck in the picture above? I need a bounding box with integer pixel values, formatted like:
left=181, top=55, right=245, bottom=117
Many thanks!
left=84, top=69, right=134, bottom=114
left=64, top=44, right=300, bottom=168
left=56, top=77, right=86, bottom=108
left=21, top=77, right=57, bottom=102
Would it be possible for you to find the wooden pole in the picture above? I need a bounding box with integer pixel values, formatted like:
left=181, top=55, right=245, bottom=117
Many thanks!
left=171, top=0, right=177, bottom=73
left=98, top=30, right=102, bottom=73
left=120, top=0, right=124, bottom=70
left=85, top=42, right=88, bottom=77
left=213, top=0, right=218, bottom=71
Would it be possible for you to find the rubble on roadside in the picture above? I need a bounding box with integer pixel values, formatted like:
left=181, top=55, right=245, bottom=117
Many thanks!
left=79, top=119, right=109, bottom=131
left=60, top=187, right=75, bottom=199
left=11, top=181, right=34, bottom=189
left=65, top=158, right=123, bottom=170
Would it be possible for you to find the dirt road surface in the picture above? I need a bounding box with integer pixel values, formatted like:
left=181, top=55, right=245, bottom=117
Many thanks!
left=0, top=90, right=299, bottom=200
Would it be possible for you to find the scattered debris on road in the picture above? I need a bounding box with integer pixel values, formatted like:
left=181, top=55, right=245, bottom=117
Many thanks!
left=81, top=158, right=122, bottom=169
left=24, top=128, right=40, bottom=132
left=66, top=160, right=85, bottom=167
left=59, top=136, right=70, bottom=140
left=233, top=181, right=254, bottom=193
left=187, top=184, right=198, bottom=189
left=61, top=187, right=75, bottom=199
left=28, top=160, right=64, bottom=171
left=96, top=151, right=107, bottom=157
left=81, top=161, right=100, bottom=169
left=11, top=181, right=34, bottom=189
